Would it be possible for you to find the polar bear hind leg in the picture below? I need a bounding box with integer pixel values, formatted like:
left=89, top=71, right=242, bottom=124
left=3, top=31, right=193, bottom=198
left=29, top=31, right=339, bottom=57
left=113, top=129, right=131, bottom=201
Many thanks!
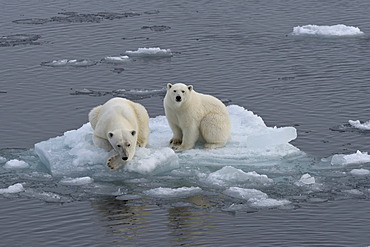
left=131, top=102, right=149, bottom=147
left=88, top=105, right=102, bottom=129
left=200, top=113, right=230, bottom=149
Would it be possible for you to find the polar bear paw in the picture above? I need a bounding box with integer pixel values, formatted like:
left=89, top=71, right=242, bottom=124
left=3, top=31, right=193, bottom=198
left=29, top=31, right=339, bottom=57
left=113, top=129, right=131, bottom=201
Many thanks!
left=107, top=154, right=123, bottom=170
left=170, top=138, right=182, bottom=146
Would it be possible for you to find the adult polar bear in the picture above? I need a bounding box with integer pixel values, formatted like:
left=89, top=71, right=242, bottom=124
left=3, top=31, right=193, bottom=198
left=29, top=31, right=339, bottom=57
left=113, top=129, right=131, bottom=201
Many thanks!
left=164, top=83, right=231, bottom=152
left=89, top=97, right=149, bottom=170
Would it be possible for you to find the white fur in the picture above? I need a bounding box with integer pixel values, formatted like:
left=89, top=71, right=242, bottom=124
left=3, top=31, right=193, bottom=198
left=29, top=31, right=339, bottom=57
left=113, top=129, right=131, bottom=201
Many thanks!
left=88, top=97, right=149, bottom=169
left=164, top=83, right=231, bottom=151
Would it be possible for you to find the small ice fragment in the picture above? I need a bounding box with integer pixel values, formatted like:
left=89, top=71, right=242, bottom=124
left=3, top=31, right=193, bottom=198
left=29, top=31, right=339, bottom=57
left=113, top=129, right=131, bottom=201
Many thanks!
left=4, top=159, right=29, bottom=169
left=331, top=150, right=370, bottom=166
left=59, top=176, right=94, bottom=185
left=292, top=24, right=364, bottom=36
left=296, top=173, right=315, bottom=186
left=207, top=166, right=272, bottom=186
left=103, top=55, right=130, bottom=63
left=144, top=186, right=202, bottom=198
left=124, top=47, right=173, bottom=57
left=350, top=168, right=370, bottom=176
left=223, top=187, right=268, bottom=201
left=348, top=120, right=370, bottom=130
left=249, top=198, right=291, bottom=208
left=0, top=183, right=25, bottom=194
left=0, top=156, right=6, bottom=163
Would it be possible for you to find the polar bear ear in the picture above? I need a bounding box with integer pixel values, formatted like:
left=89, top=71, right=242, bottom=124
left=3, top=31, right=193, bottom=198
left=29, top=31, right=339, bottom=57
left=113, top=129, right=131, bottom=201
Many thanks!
left=108, top=132, right=114, bottom=138
left=188, top=85, right=193, bottom=91
left=167, top=83, right=173, bottom=90
left=131, top=130, right=136, bottom=136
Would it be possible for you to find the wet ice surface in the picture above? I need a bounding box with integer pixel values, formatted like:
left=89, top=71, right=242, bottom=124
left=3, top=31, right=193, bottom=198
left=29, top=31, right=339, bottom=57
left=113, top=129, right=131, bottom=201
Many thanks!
left=1, top=104, right=370, bottom=211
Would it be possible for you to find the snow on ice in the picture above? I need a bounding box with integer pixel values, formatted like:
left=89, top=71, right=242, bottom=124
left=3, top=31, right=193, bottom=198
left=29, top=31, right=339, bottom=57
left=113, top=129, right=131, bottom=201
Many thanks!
left=34, top=105, right=301, bottom=178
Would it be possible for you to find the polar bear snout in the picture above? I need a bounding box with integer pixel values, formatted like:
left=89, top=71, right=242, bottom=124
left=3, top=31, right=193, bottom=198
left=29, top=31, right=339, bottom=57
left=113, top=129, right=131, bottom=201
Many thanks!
left=122, top=156, right=128, bottom=161
left=176, top=95, right=182, bottom=102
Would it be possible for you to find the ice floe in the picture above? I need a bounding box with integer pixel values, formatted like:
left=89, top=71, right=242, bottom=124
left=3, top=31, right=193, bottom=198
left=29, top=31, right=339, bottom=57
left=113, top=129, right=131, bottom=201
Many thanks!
left=350, top=168, right=370, bottom=176
left=331, top=150, right=370, bottom=166
left=296, top=173, right=316, bottom=186
left=59, top=176, right=94, bottom=186
left=223, top=187, right=290, bottom=208
left=41, top=59, right=97, bottom=67
left=101, top=55, right=130, bottom=63
left=292, top=24, right=364, bottom=37
left=143, top=187, right=202, bottom=198
left=0, top=183, right=25, bottom=194
left=34, top=104, right=300, bottom=178
left=124, top=47, right=173, bottom=57
left=348, top=120, right=370, bottom=130
left=205, top=166, right=273, bottom=187
left=4, top=159, right=29, bottom=169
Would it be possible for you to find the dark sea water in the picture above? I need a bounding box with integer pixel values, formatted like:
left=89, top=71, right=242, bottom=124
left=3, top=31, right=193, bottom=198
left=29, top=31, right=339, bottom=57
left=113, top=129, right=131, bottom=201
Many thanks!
left=1, top=0, right=370, bottom=246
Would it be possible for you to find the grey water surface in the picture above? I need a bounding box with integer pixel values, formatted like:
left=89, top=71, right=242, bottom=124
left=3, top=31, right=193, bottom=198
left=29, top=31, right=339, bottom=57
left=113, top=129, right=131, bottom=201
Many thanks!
left=1, top=0, right=370, bottom=246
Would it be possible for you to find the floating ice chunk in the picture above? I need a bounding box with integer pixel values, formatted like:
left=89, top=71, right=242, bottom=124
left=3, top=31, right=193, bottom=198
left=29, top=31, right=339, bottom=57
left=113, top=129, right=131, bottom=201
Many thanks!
left=0, top=183, right=25, bottom=194
left=143, top=186, right=202, bottom=198
left=124, top=47, right=173, bottom=57
left=296, top=173, right=315, bottom=186
left=60, top=176, right=94, bottom=185
left=4, top=159, right=29, bottom=169
left=249, top=198, right=291, bottom=208
left=34, top=123, right=178, bottom=177
left=41, top=59, right=97, bottom=67
left=223, top=187, right=268, bottom=201
left=206, top=166, right=272, bottom=187
left=34, top=104, right=301, bottom=178
left=350, top=168, right=370, bottom=176
left=331, top=150, right=370, bottom=166
left=348, top=120, right=370, bottom=130
left=292, top=24, right=364, bottom=37
left=0, top=156, right=6, bottom=163
left=102, top=55, right=130, bottom=63
left=223, top=187, right=290, bottom=208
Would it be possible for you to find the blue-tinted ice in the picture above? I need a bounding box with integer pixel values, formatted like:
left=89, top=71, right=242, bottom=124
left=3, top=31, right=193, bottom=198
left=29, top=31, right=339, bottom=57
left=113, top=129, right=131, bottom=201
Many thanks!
left=2, top=105, right=370, bottom=210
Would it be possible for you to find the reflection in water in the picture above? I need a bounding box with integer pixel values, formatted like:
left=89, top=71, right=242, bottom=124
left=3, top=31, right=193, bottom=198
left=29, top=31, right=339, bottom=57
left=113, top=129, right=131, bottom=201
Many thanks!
left=91, top=196, right=220, bottom=246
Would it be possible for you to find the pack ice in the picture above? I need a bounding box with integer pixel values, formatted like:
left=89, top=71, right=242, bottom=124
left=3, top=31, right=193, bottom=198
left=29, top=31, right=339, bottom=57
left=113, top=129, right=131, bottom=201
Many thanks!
left=34, top=105, right=301, bottom=178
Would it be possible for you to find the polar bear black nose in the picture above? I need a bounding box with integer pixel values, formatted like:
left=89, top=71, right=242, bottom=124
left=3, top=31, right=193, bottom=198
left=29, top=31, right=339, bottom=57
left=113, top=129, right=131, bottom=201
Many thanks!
left=176, top=96, right=182, bottom=102
left=122, top=157, right=128, bottom=161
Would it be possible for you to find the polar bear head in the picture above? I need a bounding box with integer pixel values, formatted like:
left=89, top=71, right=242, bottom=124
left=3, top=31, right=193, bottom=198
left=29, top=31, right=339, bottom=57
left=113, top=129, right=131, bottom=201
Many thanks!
left=166, top=83, right=193, bottom=106
left=107, top=129, right=137, bottom=161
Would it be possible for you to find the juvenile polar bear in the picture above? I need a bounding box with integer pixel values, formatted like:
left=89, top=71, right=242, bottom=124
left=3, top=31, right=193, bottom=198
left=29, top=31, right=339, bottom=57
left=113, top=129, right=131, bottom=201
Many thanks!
left=88, top=97, right=149, bottom=170
left=164, top=83, right=230, bottom=151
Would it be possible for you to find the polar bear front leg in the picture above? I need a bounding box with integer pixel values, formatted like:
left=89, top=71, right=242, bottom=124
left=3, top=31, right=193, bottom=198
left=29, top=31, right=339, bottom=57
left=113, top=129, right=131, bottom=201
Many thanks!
left=107, top=153, right=123, bottom=170
left=172, top=126, right=199, bottom=152
left=168, top=122, right=183, bottom=147
left=92, top=135, right=112, bottom=151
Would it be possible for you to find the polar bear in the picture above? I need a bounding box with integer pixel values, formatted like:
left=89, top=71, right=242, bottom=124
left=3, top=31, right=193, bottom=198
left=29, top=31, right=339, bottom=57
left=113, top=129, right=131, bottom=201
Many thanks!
left=88, top=97, right=149, bottom=170
left=164, top=83, right=231, bottom=152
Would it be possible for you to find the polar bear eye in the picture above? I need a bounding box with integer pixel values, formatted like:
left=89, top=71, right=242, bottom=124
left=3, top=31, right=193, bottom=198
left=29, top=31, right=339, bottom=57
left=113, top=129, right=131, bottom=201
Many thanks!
left=127, top=143, right=131, bottom=147
left=181, top=90, right=185, bottom=93
left=117, top=144, right=121, bottom=148
left=173, top=90, right=177, bottom=93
